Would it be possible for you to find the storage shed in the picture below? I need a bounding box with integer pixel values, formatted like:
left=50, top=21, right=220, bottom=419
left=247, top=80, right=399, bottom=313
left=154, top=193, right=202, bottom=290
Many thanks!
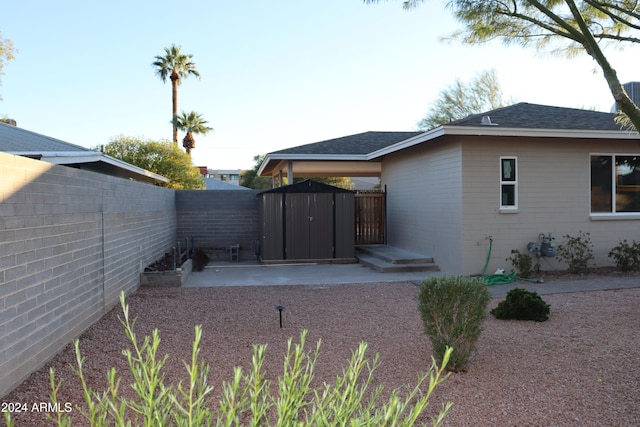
left=258, top=180, right=355, bottom=262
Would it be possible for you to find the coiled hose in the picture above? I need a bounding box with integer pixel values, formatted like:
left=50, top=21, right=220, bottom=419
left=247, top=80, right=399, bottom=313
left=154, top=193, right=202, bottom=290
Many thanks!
left=482, top=238, right=517, bottom=286
left=481, top=239, right=544, bottom=285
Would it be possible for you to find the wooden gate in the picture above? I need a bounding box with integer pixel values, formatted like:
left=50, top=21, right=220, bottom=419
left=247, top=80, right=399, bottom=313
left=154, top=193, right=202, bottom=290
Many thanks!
left=355, top=190, right=385, bottom=245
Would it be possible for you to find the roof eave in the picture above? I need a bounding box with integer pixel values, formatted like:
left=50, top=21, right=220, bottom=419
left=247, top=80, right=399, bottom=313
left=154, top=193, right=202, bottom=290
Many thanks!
left=10, top=151, right=170, bottom=184
left=368, top=126, right=639, bottom=159
left=442, top=125, right=639, bottom=139
left=367, top=128, right=440, bottom=159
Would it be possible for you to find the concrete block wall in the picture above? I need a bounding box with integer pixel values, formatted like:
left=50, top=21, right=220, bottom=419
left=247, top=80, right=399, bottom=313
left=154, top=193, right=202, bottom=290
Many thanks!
left=176, top=190, right=260, bottom=261
left=0, top=152, right=176, bottom=397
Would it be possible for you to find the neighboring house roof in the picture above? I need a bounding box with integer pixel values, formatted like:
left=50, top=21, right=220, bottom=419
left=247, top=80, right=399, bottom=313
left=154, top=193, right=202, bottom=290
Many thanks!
left=204, top=178, right=252, bottom=190
left=258, top=103, right=638, bottom=178
left=350, top=177, right=380, bottom=190
left=0, top=122, right=169, bottom=185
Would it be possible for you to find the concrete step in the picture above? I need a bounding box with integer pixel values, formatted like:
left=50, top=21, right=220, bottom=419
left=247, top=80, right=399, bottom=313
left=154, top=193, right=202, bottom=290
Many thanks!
left=356, top=253, right=440, bottom=273
left=355, top=244, right=434, bottom=264
left=355, top=245, right=439, bottom=273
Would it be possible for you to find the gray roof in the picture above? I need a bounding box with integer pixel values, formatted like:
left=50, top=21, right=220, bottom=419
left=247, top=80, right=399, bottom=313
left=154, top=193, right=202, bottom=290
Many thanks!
left=0, top=122, right=169, bottom=184
left=258, top=103, right=636, bottom=178
left=204, top=178, right=252, bottom=190
left=271, top=131, right=423, bottom=156
left=0, top=121, right=93, bottom=152
left=268, top=104, right=624, bottom=159
left=451, top=102, right=621, bottom=131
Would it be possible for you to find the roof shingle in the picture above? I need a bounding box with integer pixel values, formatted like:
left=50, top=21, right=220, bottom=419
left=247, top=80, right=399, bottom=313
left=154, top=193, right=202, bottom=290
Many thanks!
left=0, top=122, right=92, bottom=152
left=271, top=131, right=423, bottom=155
left=450, top=102, right=621, bottom=131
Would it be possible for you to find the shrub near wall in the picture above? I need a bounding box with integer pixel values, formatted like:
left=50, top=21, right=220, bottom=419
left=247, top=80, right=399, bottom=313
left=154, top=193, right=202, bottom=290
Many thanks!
left=0, top=152, right=176, bottom=397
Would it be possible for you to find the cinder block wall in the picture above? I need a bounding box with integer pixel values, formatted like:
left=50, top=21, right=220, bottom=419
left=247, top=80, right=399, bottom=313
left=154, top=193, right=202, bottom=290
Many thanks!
left=0, top=152, right=176, bottom=397
left=176, top=190, right=259, bottom=261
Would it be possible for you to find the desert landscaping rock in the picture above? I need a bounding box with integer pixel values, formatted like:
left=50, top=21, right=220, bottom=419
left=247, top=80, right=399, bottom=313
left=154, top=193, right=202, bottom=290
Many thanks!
left=4, top=282, right=639, bottom=426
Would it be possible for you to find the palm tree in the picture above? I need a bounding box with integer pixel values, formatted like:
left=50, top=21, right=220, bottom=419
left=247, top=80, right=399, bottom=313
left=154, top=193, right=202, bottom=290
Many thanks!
left=152, top=45, right=201, bottom=144
left=172, top=111, right=213, bottom=155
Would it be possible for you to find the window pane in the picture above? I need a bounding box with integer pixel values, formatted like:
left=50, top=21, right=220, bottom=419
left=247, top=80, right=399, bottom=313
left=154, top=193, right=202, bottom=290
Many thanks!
left=501, top=159, right=516, bottom=181
left=616, top=156, right=640, bottom=212
left=501, top=185, right=515, bottom=206
left=591, top=155, right=612, bottom=212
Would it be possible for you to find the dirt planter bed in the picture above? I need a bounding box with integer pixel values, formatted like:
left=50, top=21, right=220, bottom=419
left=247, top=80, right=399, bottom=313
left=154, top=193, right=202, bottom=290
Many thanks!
left=140, top=258, right=193, bottom=287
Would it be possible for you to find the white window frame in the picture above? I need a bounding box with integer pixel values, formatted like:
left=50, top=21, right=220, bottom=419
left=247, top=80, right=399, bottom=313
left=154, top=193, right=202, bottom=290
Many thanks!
left=500, top=156, right=518, bottom=211
left=590, top=153, right=640, bottom=218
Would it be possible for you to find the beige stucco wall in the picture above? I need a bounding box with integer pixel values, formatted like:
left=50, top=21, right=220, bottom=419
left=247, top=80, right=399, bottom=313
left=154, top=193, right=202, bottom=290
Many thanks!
left=382, top=135, right=640, bottom=275
left=382, top=139, right=464, bottom=273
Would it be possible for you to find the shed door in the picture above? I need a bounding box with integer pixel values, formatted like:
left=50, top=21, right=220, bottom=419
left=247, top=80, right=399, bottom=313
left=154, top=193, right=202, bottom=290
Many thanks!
left=285, top=193, right=334, bottom=259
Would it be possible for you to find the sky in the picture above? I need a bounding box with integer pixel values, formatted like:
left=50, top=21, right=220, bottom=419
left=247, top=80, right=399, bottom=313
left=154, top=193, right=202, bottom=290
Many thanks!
left=1, top=1, right=638, bottom=170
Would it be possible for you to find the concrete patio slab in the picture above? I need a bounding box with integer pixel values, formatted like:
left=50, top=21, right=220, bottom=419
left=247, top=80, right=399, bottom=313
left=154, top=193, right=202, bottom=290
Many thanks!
left=183, top=260, right=441, bottom=287
left=182, top=260, right=640, bottom=299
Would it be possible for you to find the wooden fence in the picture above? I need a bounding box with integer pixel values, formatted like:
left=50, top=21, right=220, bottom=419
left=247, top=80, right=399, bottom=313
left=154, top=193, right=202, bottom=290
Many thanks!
left=355, top=190, right=385, bottom=244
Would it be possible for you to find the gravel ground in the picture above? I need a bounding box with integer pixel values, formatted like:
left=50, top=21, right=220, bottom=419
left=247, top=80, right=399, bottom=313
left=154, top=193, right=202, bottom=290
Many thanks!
left=3, top=282, right=640, bottom=426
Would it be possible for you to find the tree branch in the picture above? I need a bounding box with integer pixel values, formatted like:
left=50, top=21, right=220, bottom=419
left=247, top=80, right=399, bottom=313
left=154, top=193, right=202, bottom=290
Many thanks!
left=585, top=0, right=640, bottom=21
left=583, top=0, right=640, bottom=31
left=565, top=0, right=640, bottom=129
left=526, top=0, right=589, bottom=43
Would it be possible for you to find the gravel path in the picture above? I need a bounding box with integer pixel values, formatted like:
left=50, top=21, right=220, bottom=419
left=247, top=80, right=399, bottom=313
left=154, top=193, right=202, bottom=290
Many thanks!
left=3, top=282, right=639, bottom=426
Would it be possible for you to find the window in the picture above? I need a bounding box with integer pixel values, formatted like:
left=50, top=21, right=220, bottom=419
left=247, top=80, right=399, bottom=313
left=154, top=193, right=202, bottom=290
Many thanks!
left=591, top=154, right=640, bottom=214
left=500, top=157, right=517, bottom=209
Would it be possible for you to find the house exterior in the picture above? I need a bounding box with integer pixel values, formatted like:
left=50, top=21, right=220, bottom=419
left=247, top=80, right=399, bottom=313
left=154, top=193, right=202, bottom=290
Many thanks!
left=259, top=103, right=640, bottom=275
left=198, top=167, right=242, bottom=185
left=0, top=121, right=169, bottom=185
left=196, top=167, right=249, bottom=190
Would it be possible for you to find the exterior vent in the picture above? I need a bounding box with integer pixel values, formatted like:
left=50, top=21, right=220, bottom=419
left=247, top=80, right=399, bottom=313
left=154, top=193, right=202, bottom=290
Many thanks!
left=480, top=116, right=499, bottom=126
left=1, top=118, right=17, bottom=126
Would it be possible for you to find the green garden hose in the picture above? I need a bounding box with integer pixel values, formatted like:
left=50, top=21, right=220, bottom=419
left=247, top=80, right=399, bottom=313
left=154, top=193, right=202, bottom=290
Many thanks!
left=480, top=239, right=544, bottom=285
left=481, top=238, right=517, bottom=286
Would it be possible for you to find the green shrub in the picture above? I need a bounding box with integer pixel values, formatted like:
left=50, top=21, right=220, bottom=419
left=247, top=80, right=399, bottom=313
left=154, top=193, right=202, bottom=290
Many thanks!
left=506, top=249, right=539, bottom=279
left=608, top=240, right=640, bottom=272
left=491, top=288, right=550, bottom=322
left=417, top=275, right=491, bottom=372
left=5, top=291, right=454, bottom=427
left=556, top=231, right=595, bottom=274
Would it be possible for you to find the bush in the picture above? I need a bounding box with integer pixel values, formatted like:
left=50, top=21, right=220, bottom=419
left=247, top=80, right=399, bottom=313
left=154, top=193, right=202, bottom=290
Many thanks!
left=5, top=292, right=453, bottom=427
left=417, top=276, right=491, bottom=372
left=556, top=231, right=595, bottom=274
left=506, top=249, right=539, bottom=279
left=608, top=240, right=640, bottom=272
left=491, top=288, right=550, bottom=322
